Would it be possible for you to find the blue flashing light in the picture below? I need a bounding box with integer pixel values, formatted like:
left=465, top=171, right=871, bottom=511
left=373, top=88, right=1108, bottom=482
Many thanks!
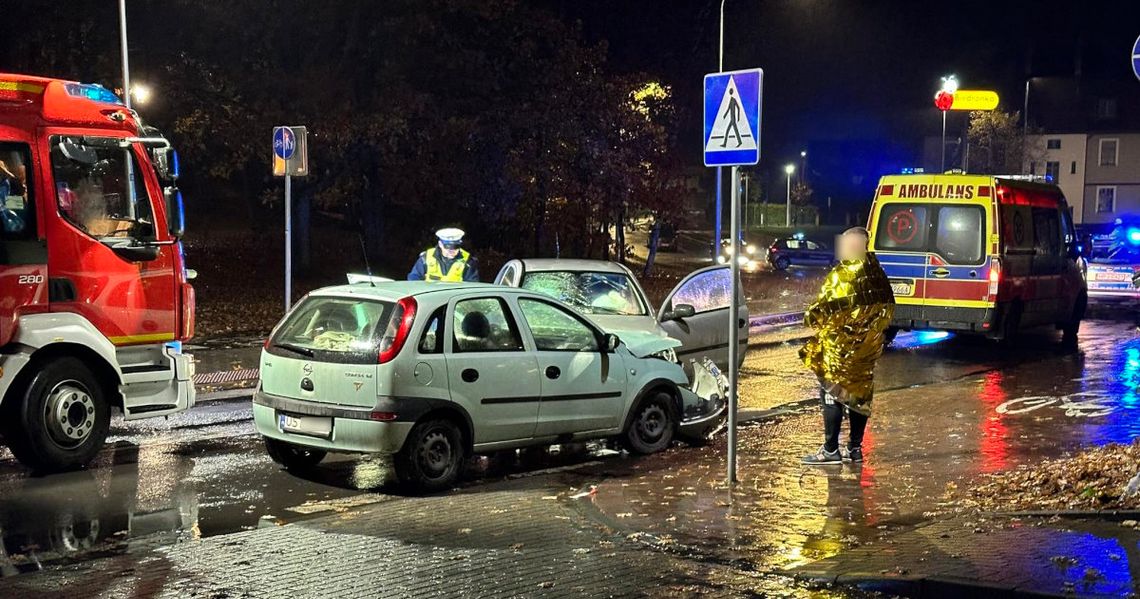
left=1127, top=228, right=1140, bottom=245
left=893, top=330, right=953, bottom=349
left=63, top=82, right=124, bottom=105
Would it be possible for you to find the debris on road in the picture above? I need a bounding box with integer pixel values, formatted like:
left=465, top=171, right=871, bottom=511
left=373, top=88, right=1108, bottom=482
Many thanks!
left=970, top=439, right=1140, bottom=511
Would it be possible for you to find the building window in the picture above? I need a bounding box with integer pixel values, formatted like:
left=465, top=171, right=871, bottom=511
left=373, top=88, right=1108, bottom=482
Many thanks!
left=1046, top=138, right=1061, bottom=150
left=1045, top=161, right=1060, bottom=183
left=1096, top=98, right=1119, bottom=120
left=1070, top=161, right=1077, bottom=174
left=1099, top=139, right=1118, bottom=166
left=1029, top=161, right=1036, bottom=175
left=1096, top=186, right=1116, bottom=213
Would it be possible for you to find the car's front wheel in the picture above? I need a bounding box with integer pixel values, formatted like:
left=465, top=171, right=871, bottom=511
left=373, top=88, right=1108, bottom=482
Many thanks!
left=264, top=438, right=326, bottom=470
left=624, top=392, right=676, bottom=455
left=394, top=418, right=464, bottom=493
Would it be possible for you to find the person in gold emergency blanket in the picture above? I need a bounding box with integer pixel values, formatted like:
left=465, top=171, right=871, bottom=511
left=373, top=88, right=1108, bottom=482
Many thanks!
left=800, top=227, right=895, bottom=466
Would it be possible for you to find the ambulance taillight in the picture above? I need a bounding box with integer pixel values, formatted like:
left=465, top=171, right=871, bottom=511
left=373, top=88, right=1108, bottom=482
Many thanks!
left=987, top=258, right=1002, bottom=302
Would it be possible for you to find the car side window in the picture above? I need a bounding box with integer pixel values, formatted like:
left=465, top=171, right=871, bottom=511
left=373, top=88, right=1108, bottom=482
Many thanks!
left=669, top=268, right=733, bottom=314
left=452, top=297, right=524, bottom=353
left=518, top=299, right=599, bottom=351
left=1031, top=207, right=1062, bottom=257
left=805, top=241, right=821, bottom=250
left=50, top=137, right=157, bottom=242
left=418, top=307, right=446, bottom=354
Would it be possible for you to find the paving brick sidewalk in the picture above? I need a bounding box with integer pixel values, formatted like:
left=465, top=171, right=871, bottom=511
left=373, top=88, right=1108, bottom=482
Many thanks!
left=0, top=475, right=800, bottom=598
left=788, top=515, right=1140, bottom=598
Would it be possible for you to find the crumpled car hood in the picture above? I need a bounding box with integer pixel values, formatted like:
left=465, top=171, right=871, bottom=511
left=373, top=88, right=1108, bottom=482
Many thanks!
left=610, top=328, right=680, bottom=358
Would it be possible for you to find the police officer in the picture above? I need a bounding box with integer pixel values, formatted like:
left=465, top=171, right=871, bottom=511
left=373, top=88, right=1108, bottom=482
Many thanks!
left=407, top=228, right=480, bottom=282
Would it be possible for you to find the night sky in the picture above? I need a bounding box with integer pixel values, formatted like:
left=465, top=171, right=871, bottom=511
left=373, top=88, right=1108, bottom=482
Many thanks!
left=555, top=0, right=1140, bottom=182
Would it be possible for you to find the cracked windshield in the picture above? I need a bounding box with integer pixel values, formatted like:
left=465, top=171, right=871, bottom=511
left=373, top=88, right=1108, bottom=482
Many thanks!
left=4, top=2, right=1140, bottom=598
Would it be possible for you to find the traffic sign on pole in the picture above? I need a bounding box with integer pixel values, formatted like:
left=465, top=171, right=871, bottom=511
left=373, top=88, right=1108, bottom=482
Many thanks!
left=273, top=125, right=310, bottom=311
left=703, top=69, right=763, bottom=167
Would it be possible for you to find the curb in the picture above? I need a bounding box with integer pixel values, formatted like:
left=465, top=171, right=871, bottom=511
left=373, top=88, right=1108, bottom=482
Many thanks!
left=791, top=571, right=1073, bottom=598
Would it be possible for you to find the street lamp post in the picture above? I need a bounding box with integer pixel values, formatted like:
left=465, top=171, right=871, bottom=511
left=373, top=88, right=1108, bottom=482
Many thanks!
left=784, top=164, right=795, bottom=227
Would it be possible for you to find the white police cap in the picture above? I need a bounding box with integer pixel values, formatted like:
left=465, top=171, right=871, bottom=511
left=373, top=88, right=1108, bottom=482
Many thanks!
left=436, top=228, right=465, bottom=243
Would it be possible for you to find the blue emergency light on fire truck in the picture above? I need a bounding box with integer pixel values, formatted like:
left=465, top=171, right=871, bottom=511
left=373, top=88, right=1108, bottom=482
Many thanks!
left=1085, top=218, right=1140, bottom=301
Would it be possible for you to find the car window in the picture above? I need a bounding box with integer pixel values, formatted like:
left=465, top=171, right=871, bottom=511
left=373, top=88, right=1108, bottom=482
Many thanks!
left=785, top=239, right=802, bottom=249
left=519, top=298, right=599, bottom=352
left=50, top=136, right=156, bottom=242
left=875, top=204, right=929, bottom=252
left=520, top=271, right=646, bottom=316
left=805, top=241, right=821, bottom=250
left=452, top=297, right=524, bottom=353
left=1031, top=207, right=1061, bottom=257
left=934, top=205, right=984, bottom=264
left=418, top=307, right=446, bottom=354
left=0, top=142, right=44, bottom=266
left=669, top=268, right=732, bottom=314
left=269, top=296, right=393, bottom=363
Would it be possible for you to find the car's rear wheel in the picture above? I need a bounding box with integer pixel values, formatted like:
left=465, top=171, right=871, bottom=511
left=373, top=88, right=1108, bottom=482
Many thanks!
left=395, top=418, right=464, bottom=493
left=774, top=256, right=791, bottom=270
left=264, top=438, right=326, bottom=470
left=624, top=392, right=676, bottom=455
left=999, top=303, right=1022, bottom=345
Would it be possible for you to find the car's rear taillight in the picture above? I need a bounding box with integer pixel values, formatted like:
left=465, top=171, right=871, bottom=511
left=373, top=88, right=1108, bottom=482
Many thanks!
left=379, top=296, right=417, bottom=364
left=987, top=258, right=1001, bottom=302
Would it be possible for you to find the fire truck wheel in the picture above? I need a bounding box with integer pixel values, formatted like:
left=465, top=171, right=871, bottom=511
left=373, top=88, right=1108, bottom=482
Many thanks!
left=3, top=358, right=110, bottom=472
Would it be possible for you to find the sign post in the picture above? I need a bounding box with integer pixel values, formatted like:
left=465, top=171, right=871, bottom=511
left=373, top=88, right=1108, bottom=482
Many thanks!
left=704, top=68, right=762, bottom=484
left=273, top=126, right=309, bottom=311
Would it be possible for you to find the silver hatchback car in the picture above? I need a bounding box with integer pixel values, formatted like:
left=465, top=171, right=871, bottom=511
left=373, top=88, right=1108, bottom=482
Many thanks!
left=254, top=281, right=725, bottom=492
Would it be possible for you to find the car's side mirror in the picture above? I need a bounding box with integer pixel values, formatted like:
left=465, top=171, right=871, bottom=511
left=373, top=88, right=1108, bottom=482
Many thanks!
left=604, top=333, right=621, bottom=353
left=662, top=303, right=696, bottom=321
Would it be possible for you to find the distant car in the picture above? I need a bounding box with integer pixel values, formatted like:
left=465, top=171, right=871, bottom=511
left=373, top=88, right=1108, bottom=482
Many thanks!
left=494, top=259, right=748, bottom=377
left=254, top=281, right=725, bottom=492
left=654, top=222, right=680, bottom=252
left=766, top=237, right=835, bottom=270
left=715, top=238, right=761, bottom=270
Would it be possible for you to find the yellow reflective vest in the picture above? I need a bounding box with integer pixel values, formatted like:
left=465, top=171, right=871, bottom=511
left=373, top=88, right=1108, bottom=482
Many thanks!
left=424, top=248, right=470, bottom=282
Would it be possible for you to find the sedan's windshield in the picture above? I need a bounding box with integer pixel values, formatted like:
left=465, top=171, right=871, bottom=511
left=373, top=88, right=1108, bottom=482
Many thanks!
left=520, top=271, right=647, bottom=316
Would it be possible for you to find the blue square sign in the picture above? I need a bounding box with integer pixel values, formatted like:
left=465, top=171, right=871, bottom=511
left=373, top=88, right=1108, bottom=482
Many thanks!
left=703, top=68, right=763, bottom=167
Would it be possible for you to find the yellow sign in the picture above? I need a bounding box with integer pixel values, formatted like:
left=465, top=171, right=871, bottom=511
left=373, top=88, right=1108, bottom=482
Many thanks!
left=950, top=90, right=1000, bottom=111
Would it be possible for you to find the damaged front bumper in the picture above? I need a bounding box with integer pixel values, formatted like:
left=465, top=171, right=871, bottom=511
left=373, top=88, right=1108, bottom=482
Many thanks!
left=678, top=357, right=730, bottom=440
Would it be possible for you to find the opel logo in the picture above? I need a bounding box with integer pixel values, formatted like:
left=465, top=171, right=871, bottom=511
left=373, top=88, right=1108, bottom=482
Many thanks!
left=302, top=363, right=313, bottom=376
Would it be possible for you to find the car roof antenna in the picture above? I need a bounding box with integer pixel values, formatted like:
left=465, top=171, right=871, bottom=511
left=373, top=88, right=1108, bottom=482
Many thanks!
left=358, top=233, right=376, bottom=287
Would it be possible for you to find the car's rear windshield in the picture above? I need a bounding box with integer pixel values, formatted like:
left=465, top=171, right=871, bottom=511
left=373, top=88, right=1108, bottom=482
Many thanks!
left=268, top=296, right=394, bottom=363
left=874, top=203, right=985, bottom=264
left=520, top=271, right=647, bottom=316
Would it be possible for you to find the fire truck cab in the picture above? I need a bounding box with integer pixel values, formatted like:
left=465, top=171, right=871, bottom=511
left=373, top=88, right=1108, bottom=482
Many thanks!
left=0, top=74, right=194, bottom=471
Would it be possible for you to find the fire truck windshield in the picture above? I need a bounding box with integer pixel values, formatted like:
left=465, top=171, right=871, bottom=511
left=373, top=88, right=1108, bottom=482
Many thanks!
left=50, top=136, right=156, bottom=242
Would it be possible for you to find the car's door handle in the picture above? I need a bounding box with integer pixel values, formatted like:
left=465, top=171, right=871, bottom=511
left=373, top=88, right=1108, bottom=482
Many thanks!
left=545, top=365, right=561, bottom=380
left=461, top=368, right=479, bottom=383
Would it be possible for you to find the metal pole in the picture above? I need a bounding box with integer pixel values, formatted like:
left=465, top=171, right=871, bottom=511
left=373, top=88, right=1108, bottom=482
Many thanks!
left=118, top=0, right=131, bottom=109
left=940, top=111, right=947, bottom=173
left=727, top=165, right=740, bottom=484
left=785, top=172, right=792, bottom=227
left=713, top=0, right=726, bottom=260
left=285, top=174, right=292, bottom=310
left=743, top=174, right=749, bottom=236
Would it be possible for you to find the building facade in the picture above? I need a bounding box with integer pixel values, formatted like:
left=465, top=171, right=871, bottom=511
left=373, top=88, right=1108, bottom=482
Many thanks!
left=1082, top=133, right=1140, bottom=225
left=1025, top=133, right=1088, bottom=221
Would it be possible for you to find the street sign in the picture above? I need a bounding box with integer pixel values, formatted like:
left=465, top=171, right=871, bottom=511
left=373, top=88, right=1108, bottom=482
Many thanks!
left=703, top=68, right=762, bottom=167
left=1132, top=35, right=1140, bottom=82
left=948, top=90, right=1000, bottom=111
left=273, top=126, right=309, bottom=177
left=273, top=126, right=296, bottom=160
left=272, top=125, right=310, bottom=311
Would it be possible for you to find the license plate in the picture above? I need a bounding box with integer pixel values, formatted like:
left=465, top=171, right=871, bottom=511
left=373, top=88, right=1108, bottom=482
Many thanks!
left=890, top=281, right=913, bottom=296
left=278, top=413, right=332, bottom=438
left=1094, top=271, right=1132, bottom=282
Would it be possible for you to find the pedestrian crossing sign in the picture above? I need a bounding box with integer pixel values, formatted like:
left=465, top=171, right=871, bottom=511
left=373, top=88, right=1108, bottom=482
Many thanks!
left=703, top=68, right=762, bottom=167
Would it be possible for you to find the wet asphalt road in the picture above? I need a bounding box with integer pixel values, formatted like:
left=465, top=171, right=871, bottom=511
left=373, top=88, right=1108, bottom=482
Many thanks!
left=1, top=317, right=1138, bottom=588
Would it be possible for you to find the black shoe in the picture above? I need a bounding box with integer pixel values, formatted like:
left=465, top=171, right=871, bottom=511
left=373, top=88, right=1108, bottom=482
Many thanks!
left=802, top=445, right=842, bottom=466
left=842, top=446, right=863, bottom=463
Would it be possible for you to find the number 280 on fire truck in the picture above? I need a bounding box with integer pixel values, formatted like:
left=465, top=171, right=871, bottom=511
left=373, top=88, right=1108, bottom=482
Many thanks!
left=0, top=74, right=195, bottom=471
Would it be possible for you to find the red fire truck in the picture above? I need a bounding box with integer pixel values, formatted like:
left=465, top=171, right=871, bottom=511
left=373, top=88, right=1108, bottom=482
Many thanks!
left=0, top=74, right=194, bottom=471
